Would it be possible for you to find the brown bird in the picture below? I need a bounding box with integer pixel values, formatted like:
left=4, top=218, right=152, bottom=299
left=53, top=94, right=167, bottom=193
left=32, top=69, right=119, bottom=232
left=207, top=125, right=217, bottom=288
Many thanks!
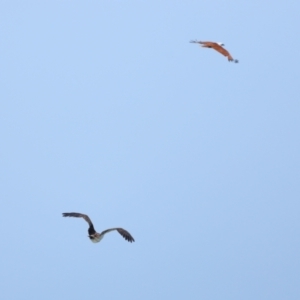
left=190, top=40, right=238, bottom=63
left=62, top=212, right=135, bottom=243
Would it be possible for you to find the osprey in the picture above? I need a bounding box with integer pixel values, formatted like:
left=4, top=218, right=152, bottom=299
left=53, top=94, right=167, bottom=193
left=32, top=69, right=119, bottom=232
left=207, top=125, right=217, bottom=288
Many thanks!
left=190, top=40, right=238, bottom=63
left=62, top=212, right=135, bottom=243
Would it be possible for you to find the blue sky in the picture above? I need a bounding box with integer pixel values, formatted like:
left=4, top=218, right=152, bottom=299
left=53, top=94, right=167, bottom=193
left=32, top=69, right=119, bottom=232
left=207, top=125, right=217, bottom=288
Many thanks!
left=1, top=1, right=299, bottom=299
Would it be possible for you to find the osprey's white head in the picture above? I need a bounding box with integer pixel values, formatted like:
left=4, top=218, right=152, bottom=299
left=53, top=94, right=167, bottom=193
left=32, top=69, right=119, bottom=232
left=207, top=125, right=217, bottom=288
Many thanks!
left=218, top=42, right=225, bottom=46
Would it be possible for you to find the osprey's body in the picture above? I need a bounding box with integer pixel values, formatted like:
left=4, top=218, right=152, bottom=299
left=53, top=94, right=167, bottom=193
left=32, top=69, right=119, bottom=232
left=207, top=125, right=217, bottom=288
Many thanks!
left=88, top=224, right=102, bottom=243
left=89, top=233, right=103, bottom=243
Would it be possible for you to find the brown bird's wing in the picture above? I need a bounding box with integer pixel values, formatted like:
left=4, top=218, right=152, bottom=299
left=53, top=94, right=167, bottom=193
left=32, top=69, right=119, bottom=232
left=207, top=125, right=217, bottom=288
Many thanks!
left=100, top=228, right=135, bottom=243
left=210, top=43, right=230, bottom=57
left=190, top=40, right=213, bottom=46
left=62, top=212, right=94, bottom=227
left=198, top=41, right=216, bottom=47
left=210, top=44, right=238, bottom=62
left=190, top=40, right=217, bottom=47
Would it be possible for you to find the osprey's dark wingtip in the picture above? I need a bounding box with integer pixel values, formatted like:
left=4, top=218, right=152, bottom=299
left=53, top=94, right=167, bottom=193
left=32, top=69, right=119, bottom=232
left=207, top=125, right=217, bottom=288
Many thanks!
left=62, top=212, right=74, bottom=217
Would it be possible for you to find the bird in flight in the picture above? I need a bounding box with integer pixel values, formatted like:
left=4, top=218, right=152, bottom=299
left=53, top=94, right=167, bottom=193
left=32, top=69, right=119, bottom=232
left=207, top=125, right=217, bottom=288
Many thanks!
left=62, top=212, right=135, bottom=243
left=190, top=40, right=239, bottom=63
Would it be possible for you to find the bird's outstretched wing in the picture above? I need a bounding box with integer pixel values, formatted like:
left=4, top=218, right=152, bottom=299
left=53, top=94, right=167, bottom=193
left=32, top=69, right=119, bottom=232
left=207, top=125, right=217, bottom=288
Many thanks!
left=101, top=228, right=135, bottom=243
left=210, top=44, right=232, bottom=59
left=62, top=212, right=94, bottom=227
left=190, top=40, right=214, bottom=46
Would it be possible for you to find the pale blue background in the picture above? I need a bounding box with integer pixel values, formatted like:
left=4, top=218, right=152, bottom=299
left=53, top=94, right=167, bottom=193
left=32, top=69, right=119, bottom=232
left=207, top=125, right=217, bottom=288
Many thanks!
left=1, top=1, right=299, bottom=299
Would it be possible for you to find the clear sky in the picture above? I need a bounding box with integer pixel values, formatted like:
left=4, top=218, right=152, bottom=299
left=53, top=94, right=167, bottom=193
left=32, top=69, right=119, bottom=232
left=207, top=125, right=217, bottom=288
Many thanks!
left=1, top=1, right=299, bottom=299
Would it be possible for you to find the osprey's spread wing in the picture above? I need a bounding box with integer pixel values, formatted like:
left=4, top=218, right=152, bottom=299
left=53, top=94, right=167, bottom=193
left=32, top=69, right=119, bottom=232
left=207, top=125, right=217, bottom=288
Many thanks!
left=101, top=228, right=135, bottom=243
left=62, top=212, right=94, bottom=227
left=63, top=212, right=97, bottom=235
